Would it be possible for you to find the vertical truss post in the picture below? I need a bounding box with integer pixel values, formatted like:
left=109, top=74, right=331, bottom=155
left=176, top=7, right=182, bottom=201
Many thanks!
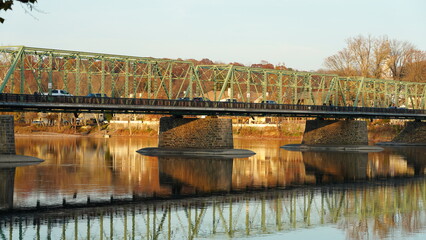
left=125, top=59, right=129, bottom=98
left=148, top=63, right=152, bottom=98
left=292, top=74, right=298, bottom=104
left=76, top=56, right=81, bottom=95
left=63, top=67, right=68, bottom=92
left=217, top=66, right=233, bottom=101
left=101, top=57, right=106, bottom=96
left=20, top=51, right=24, bottom=94
left=262, top=71, right=267, bottom=101
left=246, top=70, right=251, bottom=102
left=132, top=62, right=137, bottom=98
left=88, top=71, right=92, bottom=94
left=278, top=72, right=283, bottom=104
left=404, top=84, right=408, bottom=107
left=229, top=69, right=234, bottom=100
left=48, top=52, right=53, bottom=94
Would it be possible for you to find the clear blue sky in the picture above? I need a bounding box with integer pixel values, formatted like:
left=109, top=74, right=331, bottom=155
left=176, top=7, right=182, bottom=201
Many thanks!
left=1, top=0, right=425, bottom=71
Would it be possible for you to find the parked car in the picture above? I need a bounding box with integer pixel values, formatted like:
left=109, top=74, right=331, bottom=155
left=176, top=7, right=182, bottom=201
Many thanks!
left=87, top=93, right=108, bottom=97
left=261, top=100, right=277, bottom=104
left=177, top=97, right=190, bottom=101
left=192, top=97, right=210, bottom=101
left=220, top=98, right=237, bottom=103
left=42, top=89, right=73, bottom=96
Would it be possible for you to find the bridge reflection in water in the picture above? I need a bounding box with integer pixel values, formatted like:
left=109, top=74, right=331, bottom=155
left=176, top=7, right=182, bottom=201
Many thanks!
left=1, top=138, right=425, bottom=239
left=1, top=177, right=425, bottom=240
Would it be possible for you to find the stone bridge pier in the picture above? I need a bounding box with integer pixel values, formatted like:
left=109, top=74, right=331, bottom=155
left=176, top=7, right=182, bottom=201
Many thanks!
left=302, top=119, right=368, bottom=145
left=0, top=115, right=15, bottom=154
left=158, top=116, right=234, bottom=149
left=391, top=120, right=426, bottom=144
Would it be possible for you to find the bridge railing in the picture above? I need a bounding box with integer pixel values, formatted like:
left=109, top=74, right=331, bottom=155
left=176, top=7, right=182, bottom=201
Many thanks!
left=0, top=93, right=424, bottom=116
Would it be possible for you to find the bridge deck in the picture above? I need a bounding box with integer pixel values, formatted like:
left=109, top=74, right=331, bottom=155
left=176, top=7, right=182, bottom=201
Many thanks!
left=1, top=93, right=425, bottom=119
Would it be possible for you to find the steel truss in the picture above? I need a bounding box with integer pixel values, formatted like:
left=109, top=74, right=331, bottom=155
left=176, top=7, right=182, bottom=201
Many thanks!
left=1, top=46, right=426, bottom=109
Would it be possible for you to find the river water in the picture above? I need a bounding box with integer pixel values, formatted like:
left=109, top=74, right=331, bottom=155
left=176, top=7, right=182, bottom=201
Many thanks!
left=1, top=136, right=425, bottom=240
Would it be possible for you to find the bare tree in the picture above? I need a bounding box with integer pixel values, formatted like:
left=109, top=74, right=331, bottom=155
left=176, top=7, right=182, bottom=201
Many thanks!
left=0, top=0, right=37, bottom=23
left=324, top=35, right=425, bottom=82
left=402, top=50, right=426, bottom=82
left=324, top=35, right=391, bottom=78
left=324, top=48, right=357, bottom=76
left=387, top=39, right=415, bottom=80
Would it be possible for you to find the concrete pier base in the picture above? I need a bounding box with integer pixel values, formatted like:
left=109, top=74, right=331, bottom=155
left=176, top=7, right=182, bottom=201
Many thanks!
left=302, top=119, right=368, bottom=145
left=0, top=116, right=15, bottom=154
left=158, top=116, right=233, bottom=149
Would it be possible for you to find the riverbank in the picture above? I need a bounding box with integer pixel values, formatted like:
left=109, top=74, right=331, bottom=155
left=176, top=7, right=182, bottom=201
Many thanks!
left=14, top=119, right=404, bottom=141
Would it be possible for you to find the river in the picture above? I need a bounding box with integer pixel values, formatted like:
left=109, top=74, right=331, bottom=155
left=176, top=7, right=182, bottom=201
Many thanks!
left=0, top=136, right=425, bottom=239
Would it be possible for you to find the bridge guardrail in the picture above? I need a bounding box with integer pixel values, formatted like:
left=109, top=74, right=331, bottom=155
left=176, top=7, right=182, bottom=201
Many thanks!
left=0, top=93, right=423, bottom=116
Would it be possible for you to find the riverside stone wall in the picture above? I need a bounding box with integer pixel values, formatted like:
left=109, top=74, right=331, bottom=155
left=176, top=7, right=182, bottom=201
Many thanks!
left=302, top=119, right=368, bottom=145
left=158, top=117, right=233, bottom=149
left=0, top=115, right=15, bottom=154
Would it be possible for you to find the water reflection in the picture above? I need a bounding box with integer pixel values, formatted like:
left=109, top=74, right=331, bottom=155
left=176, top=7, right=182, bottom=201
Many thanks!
left=10, top=137, right=426, bottom=208
left=2, top=137, right=425, bottom=239
left=1, top=179, right=425, bottom=240
left=0, top=168, right=14, bottom=210
left=303, top=152, right=369, bottom=182
left=159, top=156, right=233, bottom=194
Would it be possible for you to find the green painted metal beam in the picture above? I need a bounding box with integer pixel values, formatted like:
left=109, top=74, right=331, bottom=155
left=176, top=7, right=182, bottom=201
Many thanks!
left=1, top=46, right=426, bottom=109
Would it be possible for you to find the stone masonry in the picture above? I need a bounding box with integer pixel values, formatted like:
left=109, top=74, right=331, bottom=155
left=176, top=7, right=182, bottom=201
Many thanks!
left=0, top=115, right=15, bottom=154
left=158, top=117, right=234, bottom=149
left=392, top=121, right=426, bottom=143
left=302, top=119, right=368, bottom=145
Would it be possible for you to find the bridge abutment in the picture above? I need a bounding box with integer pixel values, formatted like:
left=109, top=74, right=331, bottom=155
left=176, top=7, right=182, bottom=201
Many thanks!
left=0, top=115, right=15, bottom=154
left=391, top=121, right=426, bottom=144
left=302, top=119, right=368, bottom=145
left=158, top=116, right=234, bottom=149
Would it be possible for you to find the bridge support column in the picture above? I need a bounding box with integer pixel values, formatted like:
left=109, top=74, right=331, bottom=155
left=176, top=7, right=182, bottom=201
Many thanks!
left=391, top=121, right=426, bottom=144
left=159, top=116, right=233, bottom=149
left=302, top=119, right=368, bottom=145
left=0, top=115, right=15, bottom=154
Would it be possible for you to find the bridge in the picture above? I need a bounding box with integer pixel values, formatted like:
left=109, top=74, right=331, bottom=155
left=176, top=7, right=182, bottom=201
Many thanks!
left=1, top=46, right=426, bottom=148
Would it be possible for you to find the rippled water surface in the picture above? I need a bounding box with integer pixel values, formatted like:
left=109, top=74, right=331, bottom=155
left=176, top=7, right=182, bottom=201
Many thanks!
left=0, top=136, right=425, bottom=240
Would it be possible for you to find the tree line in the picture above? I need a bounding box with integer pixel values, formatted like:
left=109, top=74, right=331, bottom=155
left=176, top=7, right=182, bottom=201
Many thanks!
left=322, top=35, right=426, bottom=82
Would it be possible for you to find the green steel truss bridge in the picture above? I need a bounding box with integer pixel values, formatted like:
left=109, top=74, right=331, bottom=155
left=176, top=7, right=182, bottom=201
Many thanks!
left=1, top=46, right=426, bottom=118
